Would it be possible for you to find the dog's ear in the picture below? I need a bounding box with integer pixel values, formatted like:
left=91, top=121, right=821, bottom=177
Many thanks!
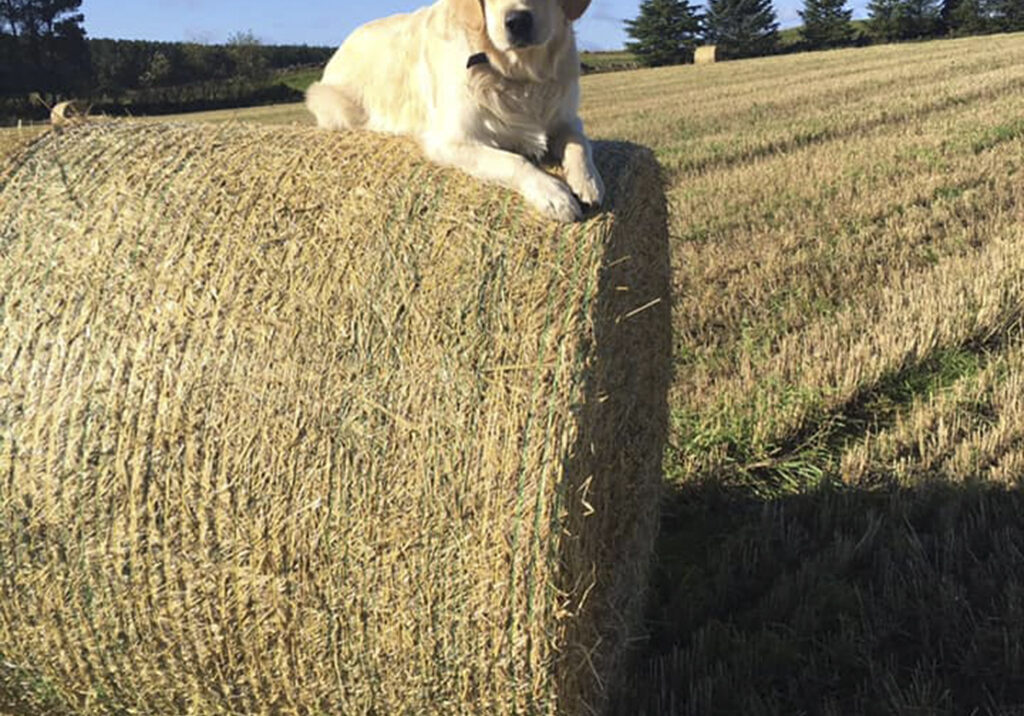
left=450, top=0, right=485, bottom=33
left=561, top=0, right=591, bottom=21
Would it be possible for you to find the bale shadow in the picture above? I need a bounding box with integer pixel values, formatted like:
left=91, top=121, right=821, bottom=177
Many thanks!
left=614, top=479, right=1024, bottom=715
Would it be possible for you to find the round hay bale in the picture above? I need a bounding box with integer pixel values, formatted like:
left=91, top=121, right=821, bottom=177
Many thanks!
left=695, top=45, right=718, bottom=65
left=0, top=121, right=670, bottom=715
left=49, top=100, right=89, bottom=129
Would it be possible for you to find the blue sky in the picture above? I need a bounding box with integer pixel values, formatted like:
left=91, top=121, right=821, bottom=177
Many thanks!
left=80, top=0, right=871, bottom=51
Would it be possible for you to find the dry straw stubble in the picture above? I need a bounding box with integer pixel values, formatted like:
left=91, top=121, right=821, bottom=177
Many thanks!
left=0, top=121, right=671, bottom=715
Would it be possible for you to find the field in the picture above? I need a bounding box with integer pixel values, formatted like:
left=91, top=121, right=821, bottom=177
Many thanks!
left=4, top=30, right=1024, bottom=714
left=591, top=33, right=1024, bottom=714
left=580, top=50, right=640, bottom=72
left=598, top=33, right=1024, bottom=714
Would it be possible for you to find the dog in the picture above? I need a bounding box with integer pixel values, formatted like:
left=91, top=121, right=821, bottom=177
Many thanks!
left=305, top=0, right=604, bottom=222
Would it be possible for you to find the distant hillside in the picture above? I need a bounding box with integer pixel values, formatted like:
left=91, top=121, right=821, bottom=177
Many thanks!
left=779, top=19, right=872, bottom=50
left=580, top=50, right=640, bottom=73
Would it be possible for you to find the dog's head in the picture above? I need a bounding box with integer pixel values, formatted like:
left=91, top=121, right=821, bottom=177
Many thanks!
left=451, top=0, right=590, bottom=53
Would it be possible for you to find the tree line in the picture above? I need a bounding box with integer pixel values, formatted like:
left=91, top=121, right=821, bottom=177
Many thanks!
left=0, top=0, right=333, bottom=123
left=626, top=0, right=1024, bottom=66
left=86, top=35, right=332, bottom=95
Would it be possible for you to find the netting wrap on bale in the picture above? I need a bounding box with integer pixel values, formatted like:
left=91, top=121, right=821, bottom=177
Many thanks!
left=0, top=122, right=670, bottom=715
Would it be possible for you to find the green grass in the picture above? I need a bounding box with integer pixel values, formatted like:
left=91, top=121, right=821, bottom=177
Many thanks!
left=779, top=25, right=804, bottom=47
left=668, top=340, right=993, bottom=498
left=277, top=67, right=321, bottom=92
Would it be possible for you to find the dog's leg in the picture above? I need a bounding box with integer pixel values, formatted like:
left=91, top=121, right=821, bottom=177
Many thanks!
left=425, top=139, right=582, bottom=222
left=550, top=119, right=605, bottom=208
left=306, top=82, right=367, bottom=130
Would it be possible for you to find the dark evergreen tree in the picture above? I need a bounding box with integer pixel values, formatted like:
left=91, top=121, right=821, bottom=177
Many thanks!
left=989, top=0, right=1024, bottom=29
left=868, top=0, right=942, bottom=38
left=0, top=0, right=89, bottom=95
left=941, top=0, right=960, bottom=31
left=625, top=0, right=703, bottom=67
left=944, top=0, right=991, bottom=34
left=799, top=0, right=855, bottom=47
left=703, top=0, right=780, bottom=59
left=900, top=0, right=944, bottom=36
left=866, top=0, right=901, bottom=38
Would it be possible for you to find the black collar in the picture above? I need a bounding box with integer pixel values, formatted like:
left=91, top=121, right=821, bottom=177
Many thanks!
left=466, top=52, right=489, bottom=69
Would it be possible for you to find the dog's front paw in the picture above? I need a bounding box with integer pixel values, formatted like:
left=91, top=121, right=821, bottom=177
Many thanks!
left=522, top=172, right=583, bottom=223
left=566, top=165, right=605, bottom=208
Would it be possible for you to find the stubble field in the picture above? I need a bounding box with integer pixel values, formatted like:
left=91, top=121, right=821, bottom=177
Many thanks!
left=591, top=32, right=1024, bottom=714
left=3, top=30, right=1024, bottom=714
left=590, top=32, right=1024, bottom=715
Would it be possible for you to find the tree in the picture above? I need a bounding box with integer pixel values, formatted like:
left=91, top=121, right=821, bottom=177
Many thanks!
left=140, top=50, right=172, bottom=88
left=866, top=0, right=901, bottom=37
left=901, top=0, right=944, bottom=35
left=799, top=0, right=855, bottom=47
left=943, top=0, right=991, bottom=34
left=0, top=0, right=89, bottom=95
left=989, top=0, right=1024, bottom=29
left=868, top=0, right=942, bottom=39
left=625, top=0, right=703, bottom=67
left=0, top=0, right=28, bottom=36
left=703, top=0, right=779, bottom=59
left=227, top=29, right=269, bottom=82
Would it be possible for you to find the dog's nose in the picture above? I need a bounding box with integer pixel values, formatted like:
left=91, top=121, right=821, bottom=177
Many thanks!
left=505, top=10, right=534, bottom=46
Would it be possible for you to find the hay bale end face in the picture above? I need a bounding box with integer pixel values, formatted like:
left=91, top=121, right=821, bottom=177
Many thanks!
left=695, top=45, right=718, bottom=65
left=0, top=122, right=671, bottom=714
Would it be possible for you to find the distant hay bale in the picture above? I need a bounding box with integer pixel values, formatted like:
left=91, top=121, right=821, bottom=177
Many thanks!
left=0, top=122, right=671, bottom=715
left=49, top=99, right=89, bottom=129
left=695, top=45, right=718, bottom=65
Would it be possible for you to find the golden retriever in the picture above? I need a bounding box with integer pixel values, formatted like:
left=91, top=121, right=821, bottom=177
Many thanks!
left=305, top=0, right=604, bottom=222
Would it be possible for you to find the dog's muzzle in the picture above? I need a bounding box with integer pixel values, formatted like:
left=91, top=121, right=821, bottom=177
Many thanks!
left=504, top=10, right=534, bottom=47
